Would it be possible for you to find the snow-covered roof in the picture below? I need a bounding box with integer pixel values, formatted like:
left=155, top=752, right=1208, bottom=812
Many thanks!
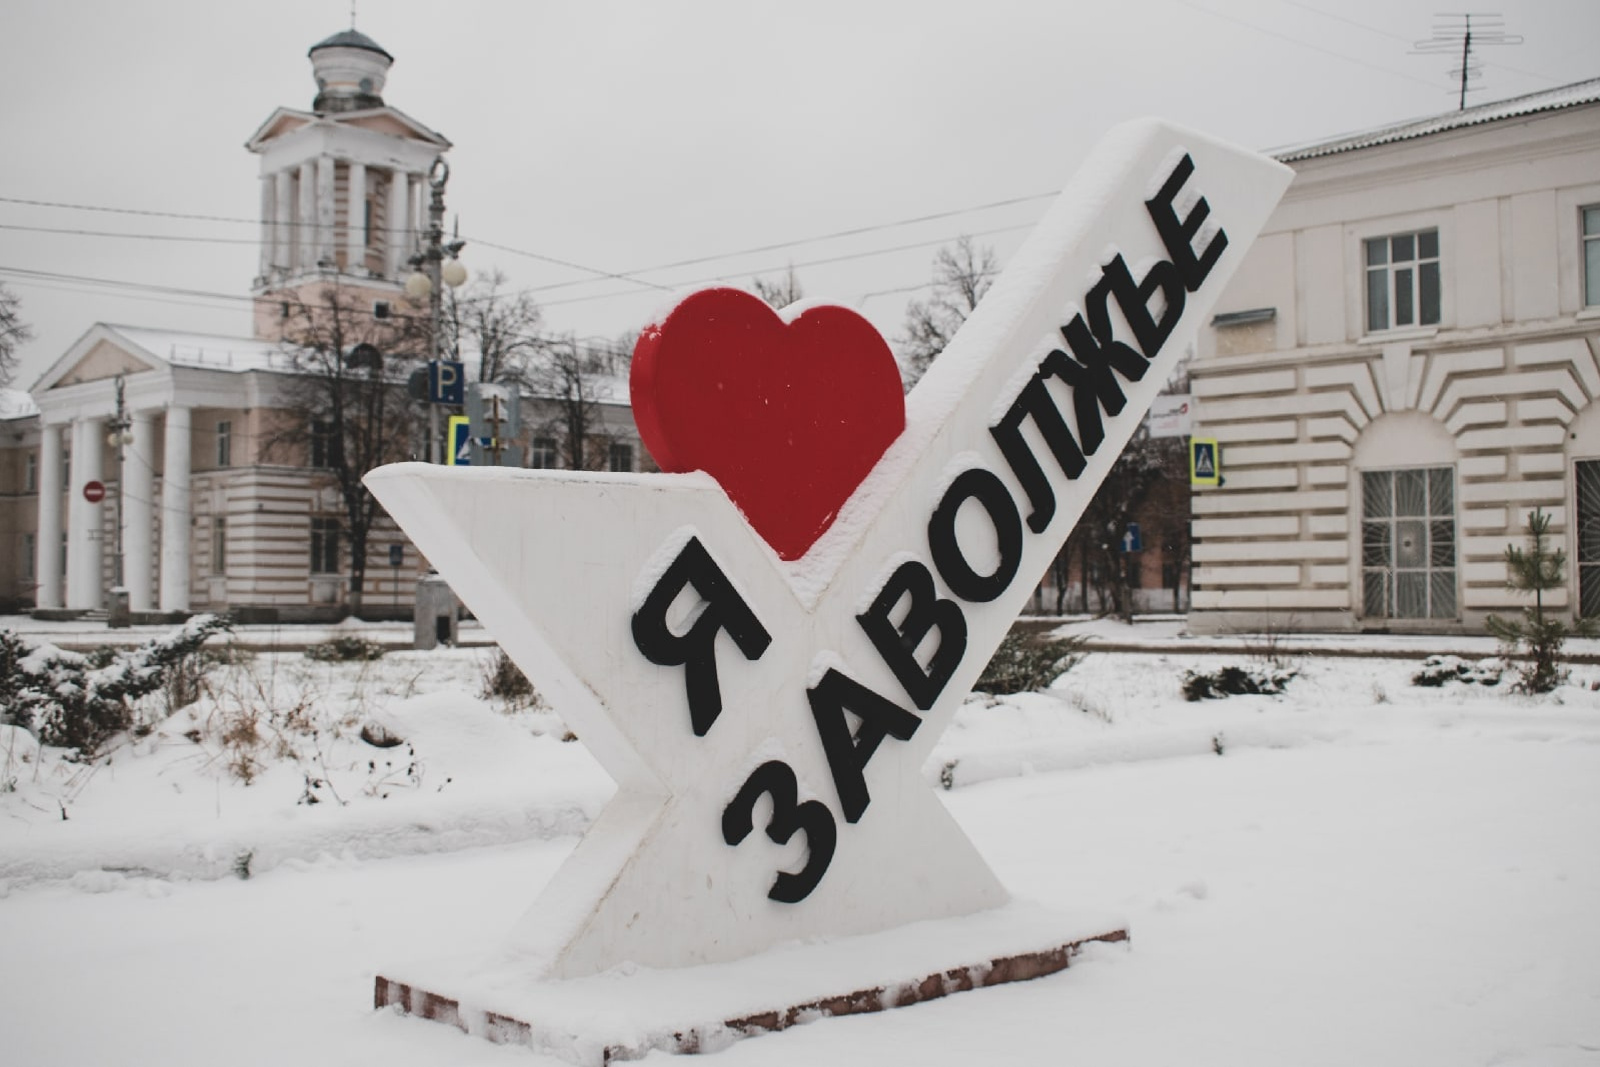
left=106, top=324, right=295, bottom=373
left=1272, top=76, right=1600, bottom=163
left=0, top=387, right=39, bottom=420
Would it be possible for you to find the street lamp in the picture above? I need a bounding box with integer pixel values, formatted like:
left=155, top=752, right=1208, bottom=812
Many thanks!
left=405, top=156, right=468, bottom=464
left=105, top=375, right=135, bottom=593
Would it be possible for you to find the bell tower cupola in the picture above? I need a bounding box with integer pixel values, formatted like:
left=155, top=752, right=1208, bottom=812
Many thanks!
left=245, top=28, right=451, bottom=340
left=309, top=29, right=393, bottom=114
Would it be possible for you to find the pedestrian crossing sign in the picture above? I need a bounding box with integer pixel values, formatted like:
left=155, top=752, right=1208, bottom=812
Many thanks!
left=1190, top=437, right=1220, bottom=487
left=447, top=415, right=472, bottom=467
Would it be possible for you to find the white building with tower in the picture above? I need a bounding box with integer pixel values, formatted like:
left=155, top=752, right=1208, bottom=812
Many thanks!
left=0, top=28, right=642, bottom=620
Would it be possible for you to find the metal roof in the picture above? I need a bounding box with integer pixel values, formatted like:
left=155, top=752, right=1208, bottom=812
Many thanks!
left=0, top=388, right=39, bottom=420
left=108, top=324, right=295, bottom=373
left=308, top=29, right=393, bottom=61
left=1271, top=76, right=1600, bottom=163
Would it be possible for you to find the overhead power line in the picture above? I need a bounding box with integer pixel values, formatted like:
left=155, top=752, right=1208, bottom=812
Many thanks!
left=1175, top=0, right=1447, bottom=92
left=1, top=185, right=1055, bottom=299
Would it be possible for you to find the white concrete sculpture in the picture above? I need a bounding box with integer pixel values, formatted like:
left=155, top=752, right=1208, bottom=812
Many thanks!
left=366, top=119, right=1291, bottom=995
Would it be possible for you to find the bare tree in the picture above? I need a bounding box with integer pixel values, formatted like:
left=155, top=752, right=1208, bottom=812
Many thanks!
left=0, top=283, right=33, bottom=388
left=444, top=268, right=544, bottom=386
left=898, top=236, right=998, bottom=389
left=261, top=283, right=428, bottom=613
left=1067, top=432, right=1189, bottom=620
left=527, top=334, right=631, bottom=471
left=751, top=266, right=804, bottom=309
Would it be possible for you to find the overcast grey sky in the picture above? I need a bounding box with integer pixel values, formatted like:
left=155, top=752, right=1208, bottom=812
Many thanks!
left=2, top=0, right=1596, bottom=389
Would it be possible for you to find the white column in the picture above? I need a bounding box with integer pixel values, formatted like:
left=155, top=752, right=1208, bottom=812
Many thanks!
left=385, top=169, right=408, bottom=278
left=297, top=160, right=316, bottom=271
left=35, top=423, right=64, bottom=609
left=124, top=410, right=156, bottom=612
left=316, top=156, right=337, bottom=268
left=409, top=173, right=426, bottom=253
left=274, top=169, right=293, bottom=273
left=346, top=160, right=366, bottom=273
left=159, top=406, right=192, bottom=612
left=66, top=417, right=104, bottom=610
left=258, top=174, right=274, bottom=277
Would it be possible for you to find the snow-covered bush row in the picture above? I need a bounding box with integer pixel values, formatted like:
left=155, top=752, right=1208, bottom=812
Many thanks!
left=0, top=616, right=232, bottom=758
left=973, top=633, right=1088, bottom=696
left=304, top=636, right=387, bottom=662
left=1410, top=655, right=1504, bottom=688
left=1179, top=663, right=1297, bottom=701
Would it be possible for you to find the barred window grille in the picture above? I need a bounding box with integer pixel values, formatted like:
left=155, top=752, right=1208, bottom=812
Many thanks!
left=1361, top=466, right=1456, bottom=619
left=1576, top=460, right=1600, bottom=617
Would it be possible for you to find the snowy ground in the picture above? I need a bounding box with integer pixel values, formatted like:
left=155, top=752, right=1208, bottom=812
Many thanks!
left=2, top=624, right=1598, bottom=1065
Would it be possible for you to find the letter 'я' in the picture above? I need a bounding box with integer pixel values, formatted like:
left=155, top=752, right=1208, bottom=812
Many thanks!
left=365, top=118, right=1291, bottom=981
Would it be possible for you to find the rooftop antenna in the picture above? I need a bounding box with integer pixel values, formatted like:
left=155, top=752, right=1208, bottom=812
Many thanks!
left=350, top=0, right=357, bottom=29
left=1411, top=13, right=1523, bottom=110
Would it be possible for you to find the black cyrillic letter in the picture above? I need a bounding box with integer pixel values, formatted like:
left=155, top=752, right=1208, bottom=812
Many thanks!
left=1097, top=253, right=1185, bottom=359
left=857, top=560, right=967, bottom=710
left=806, top=668, right=922, bottom=823
left=632, top=536, right=771, bottom=737
left=990, top=374, right=1087, bottom=533
left=1146, top=152, right=1228, bottom=293
left=723, top=760, right=837, bottom=903
left=1045, top=321, right=1131, bottom=458
left=928, top=467, right=1024, bottom=604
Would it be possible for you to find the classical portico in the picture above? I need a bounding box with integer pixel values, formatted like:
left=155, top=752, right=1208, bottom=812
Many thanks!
left=25, top=323, right=298, bottom=616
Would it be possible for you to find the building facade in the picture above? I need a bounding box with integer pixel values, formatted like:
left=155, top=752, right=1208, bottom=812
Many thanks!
left=1190, top=79, right=1600, bottom=634
left=0, top=29, right=644, bottom=620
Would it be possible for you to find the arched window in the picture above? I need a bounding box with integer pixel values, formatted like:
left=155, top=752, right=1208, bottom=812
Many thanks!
left=1353, top=413, right=1459, bottom=620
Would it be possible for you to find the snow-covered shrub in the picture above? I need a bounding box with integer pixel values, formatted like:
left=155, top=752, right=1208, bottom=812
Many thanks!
left=304, top=636, right=386, bottom=662
left=1410, top=655, right=1504, bottom=688
left=478, top=646, right=543, bottom=710
left=974, top=633, right=1088, bottom=696
left=0, top=616, right=233, bottom=759
left=1180, top=663, right=1297, bottom=701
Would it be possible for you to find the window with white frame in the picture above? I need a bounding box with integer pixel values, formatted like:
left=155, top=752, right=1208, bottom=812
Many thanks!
left=310, top=517, right=341, bottom=575
left=530, top=436, right=558, bottom=469
left=608, top=441, right=633, bottom=473
left=1584, top=205, right=1600, bottom=308
left=1361, top=466, right=1456, bottom=619
left=25, top=450, right=36, bottom=493
left=1365, top=230, right=1440, bottom=332
left=23, top=532, right=35, bottom=581
left=211, top=517, right=227, bottom=575
left=216, top=420, right=232, bottom=468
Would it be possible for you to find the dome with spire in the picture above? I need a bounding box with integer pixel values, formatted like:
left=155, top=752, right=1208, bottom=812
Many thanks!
left=308, top=28, right=394, bottom=114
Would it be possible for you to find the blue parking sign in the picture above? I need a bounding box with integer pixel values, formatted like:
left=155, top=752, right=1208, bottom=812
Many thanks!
left=429, top=360, right=465, bottom=405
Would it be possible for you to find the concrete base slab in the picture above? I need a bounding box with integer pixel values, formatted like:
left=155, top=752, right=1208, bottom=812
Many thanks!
left=374, top=901, right=1128, bottom=1064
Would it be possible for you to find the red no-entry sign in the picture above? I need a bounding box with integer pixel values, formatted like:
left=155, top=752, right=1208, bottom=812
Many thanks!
left=83, top=480, right=106, bottom=503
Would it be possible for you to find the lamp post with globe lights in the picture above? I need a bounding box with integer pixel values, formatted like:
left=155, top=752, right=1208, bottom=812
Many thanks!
left=405, top=156, right=468, bottom=463
left=105, top=375, right=135, bottom=596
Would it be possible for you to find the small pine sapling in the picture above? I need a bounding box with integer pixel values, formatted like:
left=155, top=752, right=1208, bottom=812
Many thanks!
left=1486, top=507, right=1596, bottom=693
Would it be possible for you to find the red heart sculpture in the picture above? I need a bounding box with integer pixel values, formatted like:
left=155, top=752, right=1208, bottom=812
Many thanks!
left=631, top=288, right=906, bottom=561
